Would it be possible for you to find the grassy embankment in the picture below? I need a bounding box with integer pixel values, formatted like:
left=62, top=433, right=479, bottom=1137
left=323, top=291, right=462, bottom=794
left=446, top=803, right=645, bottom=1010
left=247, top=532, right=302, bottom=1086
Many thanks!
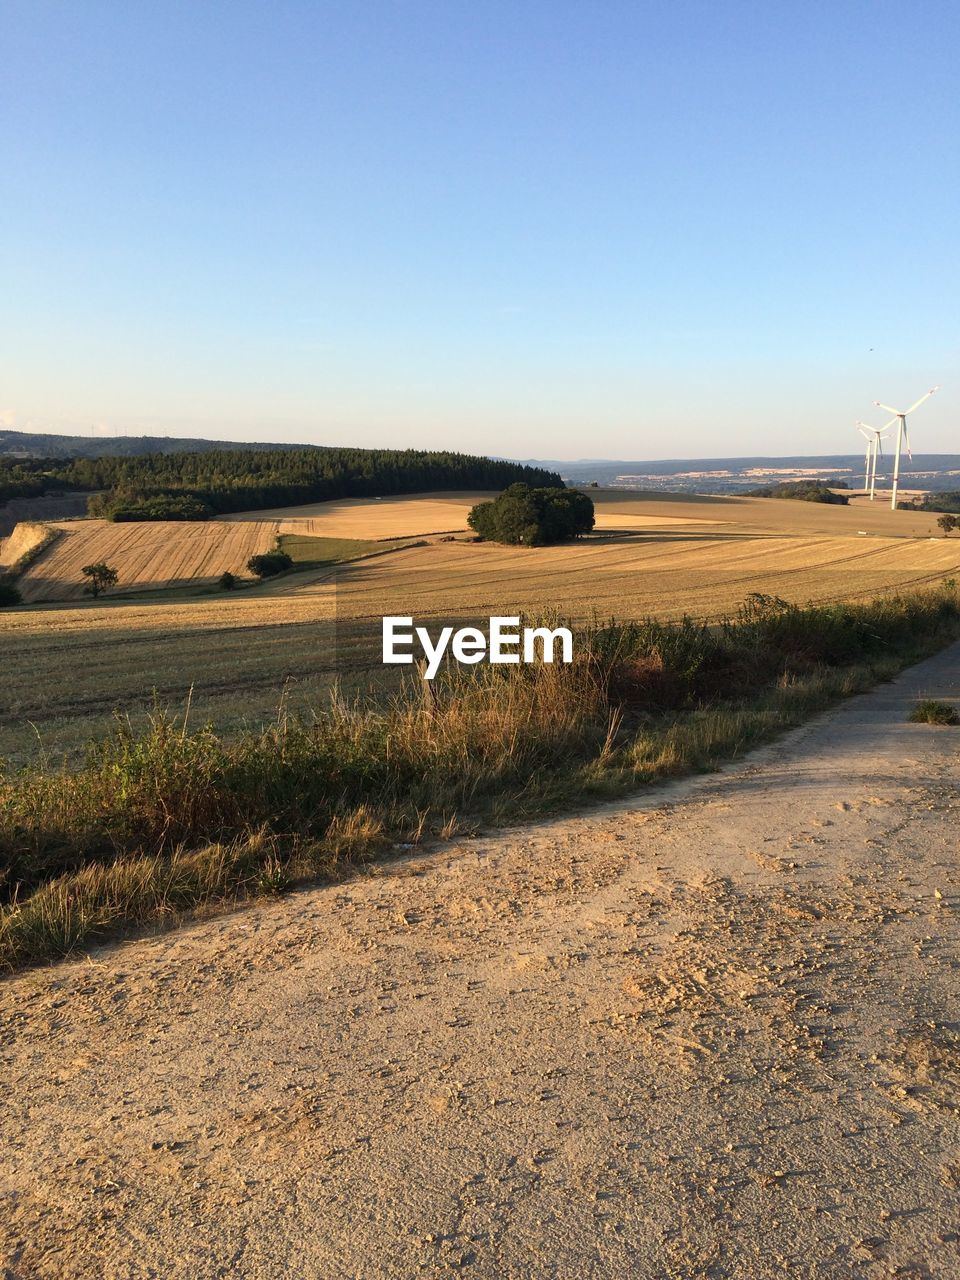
left=1, top=585, right=959, bottom=969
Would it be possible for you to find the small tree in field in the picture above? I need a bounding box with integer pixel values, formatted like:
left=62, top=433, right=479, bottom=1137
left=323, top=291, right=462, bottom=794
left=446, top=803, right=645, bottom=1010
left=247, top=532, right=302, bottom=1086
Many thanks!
left=247, top=551, right=292, bottom=578
left=81, top=562, right=119, bottom=598
left=0, top=579, right=22, bottom=607
left=468, top=484, right=595, bottom=546
left=937, top=514, right=959, bottom=536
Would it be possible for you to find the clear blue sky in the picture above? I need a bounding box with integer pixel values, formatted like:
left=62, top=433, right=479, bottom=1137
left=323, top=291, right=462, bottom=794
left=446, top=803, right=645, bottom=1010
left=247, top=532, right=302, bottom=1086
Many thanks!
left=2, top=0, right=957, bottom=458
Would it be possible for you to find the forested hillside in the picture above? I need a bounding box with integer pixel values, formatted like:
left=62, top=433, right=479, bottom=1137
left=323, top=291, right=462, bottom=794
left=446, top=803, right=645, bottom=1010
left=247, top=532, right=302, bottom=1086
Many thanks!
left=0, top=429, right=292, bottom=460
left=0, top=447, right=563, bottom=517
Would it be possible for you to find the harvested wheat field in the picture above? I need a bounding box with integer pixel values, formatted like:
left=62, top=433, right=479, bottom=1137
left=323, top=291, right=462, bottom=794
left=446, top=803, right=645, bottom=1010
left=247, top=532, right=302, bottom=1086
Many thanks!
left=13, top=519, right=284, bottom=603
left=2, top=490, right=957, bottom=765
left=0, top=585, right=340, bottom=765
left=227, top=486, right=949, bottom=540
left=0, top=521, right=54, bottom=574
left=334, top=531, right=960, bottom=627
left=227, top=490, right=494, bottom=538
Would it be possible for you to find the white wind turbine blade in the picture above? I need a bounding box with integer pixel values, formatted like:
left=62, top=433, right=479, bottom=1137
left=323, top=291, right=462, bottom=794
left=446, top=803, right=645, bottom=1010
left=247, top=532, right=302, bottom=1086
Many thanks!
left=904, top=385, right=940, bottom=415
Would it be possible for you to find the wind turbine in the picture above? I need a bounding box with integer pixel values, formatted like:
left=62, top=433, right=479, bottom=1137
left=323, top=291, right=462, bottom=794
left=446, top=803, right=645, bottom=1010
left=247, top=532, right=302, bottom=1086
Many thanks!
left=873, top=387, right=940, bottom=510
left=855, top=420, right=894, bottom=500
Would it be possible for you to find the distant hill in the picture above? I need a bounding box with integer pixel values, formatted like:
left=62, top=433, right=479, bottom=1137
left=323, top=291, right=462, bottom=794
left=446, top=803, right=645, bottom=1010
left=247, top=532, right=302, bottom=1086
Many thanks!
left=519, top=454, right=960, bottom=494
left=0, top=430, right=295, bottom=460
left=5, top=430, right=959, bottom=495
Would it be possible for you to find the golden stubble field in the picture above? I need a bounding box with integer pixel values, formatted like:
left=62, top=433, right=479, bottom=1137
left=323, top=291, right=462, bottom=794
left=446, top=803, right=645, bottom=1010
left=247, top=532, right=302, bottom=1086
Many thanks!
left=0, top=589, right=340, bottom=765
left=228, top=486, right=951, bottom=540
left=12, top=518, right=284, bottom=603
left=333, top=530, right=960, bottom=627
left=2, top=489, right=957, bottom=764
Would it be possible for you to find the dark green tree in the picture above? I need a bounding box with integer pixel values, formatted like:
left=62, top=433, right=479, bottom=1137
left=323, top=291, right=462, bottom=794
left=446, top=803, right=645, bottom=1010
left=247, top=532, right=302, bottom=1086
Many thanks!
left=468, top=485, right=594, bottom=546
left=247, top=551, right=292, bottom=578
left=81, top=563, right=119, bottom=597
left=0, top=579, right=22, bottom=607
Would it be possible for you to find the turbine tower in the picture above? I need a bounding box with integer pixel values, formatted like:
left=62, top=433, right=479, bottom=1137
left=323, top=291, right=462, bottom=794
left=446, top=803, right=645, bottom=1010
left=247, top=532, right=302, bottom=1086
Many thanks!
left=873, top=387, right=940, bottom=510
left=855, top=421, right=892, bottom=500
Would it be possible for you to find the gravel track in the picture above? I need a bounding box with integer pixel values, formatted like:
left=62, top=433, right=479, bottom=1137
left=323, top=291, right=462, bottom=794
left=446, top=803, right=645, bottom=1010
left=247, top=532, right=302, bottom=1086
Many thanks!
left=2, top=644, right=959, bottom=1278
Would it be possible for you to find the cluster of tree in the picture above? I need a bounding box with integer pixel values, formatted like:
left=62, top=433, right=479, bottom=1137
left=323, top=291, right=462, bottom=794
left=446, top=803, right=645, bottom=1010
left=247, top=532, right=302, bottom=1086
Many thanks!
left=100, top=494, right=215, bottom=522
left=937, top=514, right=960, bottom=535
left=468, top=484, right=595, bottom=545
left=247, top=550, right=293, bottom=578
left=0, top=459, right=82, bottom=504
left=903, top=491, right=960, bottom=517
left=746, top=480, right=850, bottom=504
left=2, top=447, right=563, bottom=518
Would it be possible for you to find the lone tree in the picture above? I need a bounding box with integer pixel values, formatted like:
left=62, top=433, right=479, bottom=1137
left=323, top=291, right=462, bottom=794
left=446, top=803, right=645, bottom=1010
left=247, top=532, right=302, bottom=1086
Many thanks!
left=81, top=562, right=119, bottom=598
left=468, top=484, right=595, bottom=546
left=937, top=514, right=960, bottom=536
left=0, top=579, right=22, bottom=607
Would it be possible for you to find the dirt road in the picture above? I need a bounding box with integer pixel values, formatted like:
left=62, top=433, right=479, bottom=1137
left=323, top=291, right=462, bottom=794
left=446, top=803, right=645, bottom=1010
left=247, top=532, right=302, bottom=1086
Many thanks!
left=3, top=646, right=960, bottom=1279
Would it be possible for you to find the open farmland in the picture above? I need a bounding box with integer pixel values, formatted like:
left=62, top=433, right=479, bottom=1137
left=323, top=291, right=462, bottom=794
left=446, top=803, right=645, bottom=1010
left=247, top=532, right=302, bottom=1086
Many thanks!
left=0, top=587, right=340, bottom=766
left=11, top=518, right=285, bottom=602
left=5, top=487, right=948, bottom=604
left=2, top=488, right=958, bottom=765
left=332, top=531, right=960, bottom=650
left=228, top=486, right=950, bottom=540
left=227, top=490, right=495, bottom=538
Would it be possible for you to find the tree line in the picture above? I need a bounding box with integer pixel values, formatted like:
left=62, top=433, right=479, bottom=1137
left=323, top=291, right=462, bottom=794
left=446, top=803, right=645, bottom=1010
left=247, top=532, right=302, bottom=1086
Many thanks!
left=903, top=492, right=960, bottom=517
left=746, top=479, right=850, bottom=504
left=0, top=447, right=563, bottom=518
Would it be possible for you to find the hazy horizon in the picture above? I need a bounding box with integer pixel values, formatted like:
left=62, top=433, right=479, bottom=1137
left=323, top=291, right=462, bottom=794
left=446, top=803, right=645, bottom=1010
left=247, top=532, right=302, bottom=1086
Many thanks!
left=3, top=2, right=958, bottom=456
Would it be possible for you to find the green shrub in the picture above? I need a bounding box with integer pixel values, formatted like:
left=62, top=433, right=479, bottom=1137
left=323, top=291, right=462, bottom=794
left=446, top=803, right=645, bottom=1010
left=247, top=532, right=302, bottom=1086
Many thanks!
left=908, top=699, right=959, bottom=725
left=106, top=494, right=214, bottom=522
left=0, top=579, right=22, bottom=607
left=247, top=551, right=293, bottom=578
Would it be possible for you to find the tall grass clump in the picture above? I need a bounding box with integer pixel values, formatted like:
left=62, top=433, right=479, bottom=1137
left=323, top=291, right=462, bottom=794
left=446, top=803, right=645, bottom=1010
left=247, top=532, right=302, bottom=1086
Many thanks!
left=2, top=583, right=958, bottom=968
left=908, top=698, right=960, bottom=726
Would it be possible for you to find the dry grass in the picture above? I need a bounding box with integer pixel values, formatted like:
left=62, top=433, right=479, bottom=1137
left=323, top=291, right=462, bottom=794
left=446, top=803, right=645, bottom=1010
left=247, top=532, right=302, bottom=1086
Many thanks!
left=908, top=698, right=960, bottom=725
left=3, top=586, right=959, bottom=969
